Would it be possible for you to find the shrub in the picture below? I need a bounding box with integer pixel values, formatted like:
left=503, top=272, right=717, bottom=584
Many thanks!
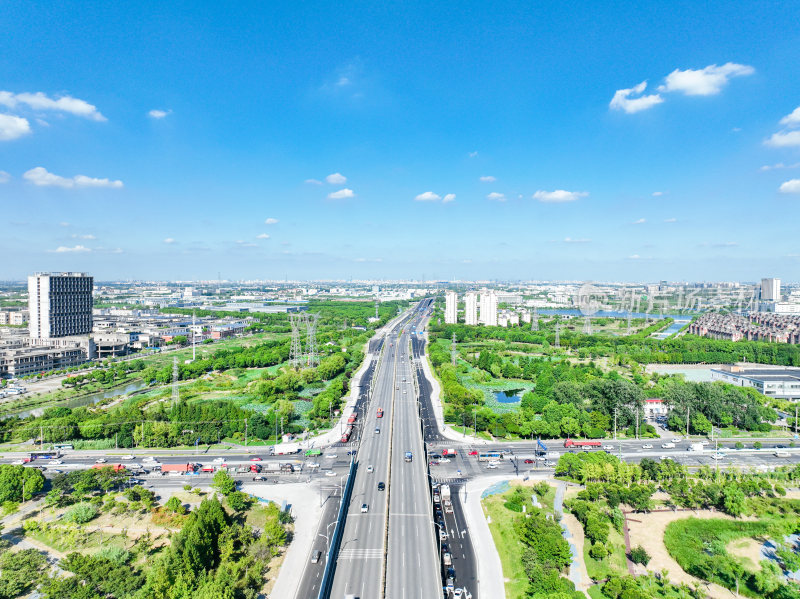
left=65, top=503, right=98, bottom=524
left=775, top=484, right=787, bottom=497
left=532, top=481, right=550, bottom=498
left=183, top=484, right=192, bottom=491
left=735, top=442, right=744, bottom=449
left=96, top=545, right=130, bottom=565
left=754, top=441, right=763, bottom=450
left=629, top=545, right=651, bottom=565
left=589, top=541, right=608, bottom=559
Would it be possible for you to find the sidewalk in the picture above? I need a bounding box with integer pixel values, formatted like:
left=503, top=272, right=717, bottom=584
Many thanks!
left=420, top=331, right=490, bottom=445
left=463, top=475, right=514, bottom=599
left=241, top=481, right=323, bottom=599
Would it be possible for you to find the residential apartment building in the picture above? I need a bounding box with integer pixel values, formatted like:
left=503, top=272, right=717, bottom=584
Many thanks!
left=28, top=272, right=93, bottom=338
left=444, top=291, right=458, bottom=324
left=464, top=292, right=479, bottom=326
left=479, top=291, right=498, bottom=326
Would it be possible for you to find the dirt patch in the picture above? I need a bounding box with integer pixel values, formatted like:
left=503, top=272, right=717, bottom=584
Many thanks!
left=627, top=510, right=742, bottom=599
left=727, top=537, right=764, bottom=573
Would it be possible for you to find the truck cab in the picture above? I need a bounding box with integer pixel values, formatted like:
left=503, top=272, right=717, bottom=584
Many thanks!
left=404, top=451, right=413, bottom=462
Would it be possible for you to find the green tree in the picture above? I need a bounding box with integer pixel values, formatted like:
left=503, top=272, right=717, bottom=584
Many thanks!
left=212, top=470, right=237, bottom=496
left=721, top=484, right=746, bottom=517
left=629, top=545, right=651, bottom=565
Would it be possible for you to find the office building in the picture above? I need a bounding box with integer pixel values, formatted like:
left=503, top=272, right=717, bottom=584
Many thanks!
left=711, top=365, right=800, bottom=401
left=761, top=278, right=781, bottom=302
left=464, top=292, right=479, bottom=325
left=480, top=291, right=498, bottom=326
left=445, top=291, right=458, bottom=324
left=28, top=272, right=93, bottom=338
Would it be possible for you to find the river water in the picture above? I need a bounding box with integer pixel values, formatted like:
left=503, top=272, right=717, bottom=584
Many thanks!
left=2, top=380, right=148, bottom=419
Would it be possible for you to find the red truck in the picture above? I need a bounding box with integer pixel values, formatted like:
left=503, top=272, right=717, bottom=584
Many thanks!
left=563, top=439, right=602, bottom=449
left=347, top=412, right=358, bottom=425
left=250, top=463, right=261, bottom=473
left=162, top=463, right=195, bottom=474
left=442, top=449, right=457, bottom=456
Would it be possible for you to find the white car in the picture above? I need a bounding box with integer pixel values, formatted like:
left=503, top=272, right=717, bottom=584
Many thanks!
left=439, top=458, right=451, bottom=463
left=642, top=444, right=653, bottom=449
left=325, top=453, right=337, bottom=459
left=324, top=470, right=336, bottom=477
left=49, top=460, right=63, bottom=465
left=360, top=503, right=369, bottom=513
left=212, top=457, right=226, bottom=463
left=120, top=455, right=134, bottom=460
left=307, top=462, right=320, bottom=468
left=454, top=589, right=463, bottom=599
left=487, top=463, right=498, bottom=469
left=142, top=456, right=158, bottom=463
left=95, top=458, right=107, bottom=464
left=671, top=438, right=682, bottom=443
left=603, top=445, right=614, bottom=450
left=367, top=465, right=374, bottom=473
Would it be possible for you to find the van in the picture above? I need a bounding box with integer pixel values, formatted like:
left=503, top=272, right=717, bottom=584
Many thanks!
left=311, top=550, right=322, bottom=564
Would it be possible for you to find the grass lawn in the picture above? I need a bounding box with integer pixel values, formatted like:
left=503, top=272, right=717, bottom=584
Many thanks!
left=588, top=585, right=606, bottom=599
left=583, top=525, right=628, bottom=581
left=483, top=493, right=529, bottom=599
left=28, top=526, right=129, bottom=554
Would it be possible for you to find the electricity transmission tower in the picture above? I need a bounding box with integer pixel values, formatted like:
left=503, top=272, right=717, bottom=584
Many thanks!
left=451, top=332, right=457, bottom=366
left=289, top=313, right=302, bottom=368
left=171, top=357, right=179, bottom=408
left=305, top=312, right=319, bottom=367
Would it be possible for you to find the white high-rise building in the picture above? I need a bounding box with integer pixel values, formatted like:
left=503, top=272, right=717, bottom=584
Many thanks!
left=761, top=278, right=781, bottom=302
left=465, top=292, right=479, bottom=325
left=28, top=272, right=93, bottom=338
left=445, top=291, right=458, bottom=324
left=480, top=291, right=498, bottom=326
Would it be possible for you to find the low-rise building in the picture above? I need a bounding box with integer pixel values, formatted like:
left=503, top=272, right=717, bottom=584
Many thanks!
left=711, top=365, right=800, bottom=401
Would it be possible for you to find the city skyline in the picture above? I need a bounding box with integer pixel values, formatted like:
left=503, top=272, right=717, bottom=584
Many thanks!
left=2, top=3, right=800, bottom=281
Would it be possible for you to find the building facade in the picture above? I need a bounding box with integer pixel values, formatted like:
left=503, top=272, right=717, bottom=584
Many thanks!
left=761, top=277, right=781, bottom=302
left=28, top=272, right=93, bottom=338
left=464, top=292, right=478, bottom=326
left=711, top=365, right=800, bottom=401
left=479, top=291, right=498, bottom=326
left=444, top=291, right=458, bottom=324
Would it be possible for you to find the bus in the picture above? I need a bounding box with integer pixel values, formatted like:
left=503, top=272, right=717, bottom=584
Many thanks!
left=53, top=444, right=74, bottom=451
left=304, top=448, right=321, bottom=457
left=478, top=451, right=503, bottom=462
left=29, top=450, right=61, bottom=460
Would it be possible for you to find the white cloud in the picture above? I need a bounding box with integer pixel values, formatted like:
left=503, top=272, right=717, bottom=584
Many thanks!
left=0, top=170, right=10, bottom=183
left=609, top=81, right=664, bottom=114
left=0, top=91, right=106, bottom=121
left=148, top=109, right=171, bottom=119
left=533, top=189, right=588, bottom=203
left=468, top=151, right=478, bottom=158
left=0, top=114, right=31, bottom=140
left=628, top=254, right=641, bottom=260
left=442, top=194, right=456, bottom=203
left=664, top=218, right=677, bottom=223
left=564, top=237, right=591, bottom=243
left=779, top=179, right=800, bottom=194
left=761, top=162, right=800, bottom=171
left=652, top=191, right=664, bottom=197
left=257, top=233, right=271, bottom=239
left=328, top=188, right=354, bottom=199
left=325, top=172, right=347, bottom=185
left=479, top=175, right=496, bottom=183
left=633, top=218, right=646, bottom=224
left=658, top=63, right=754, bottom=96
left=486, top=192, right=506, bottom=201
left=304, top=178, right=322, bottom=185
left=354, top=257, right=383, bottom=263
left=414, top=191, right=441, bottom=202
left=71, top=233, right=96, bottom=240
left=236, top=240, right=258, bottom=247
left=23, top=167, right=123, bottom=189
left=163, top=238, right=176, bottom=244
left=59, top=222, right=70, bottom=227
left=51, top=245, right=91, bottom=253
left=780, top=107, right=800, bottom=127
left=264, top=218, right=279, bottom=225
left=765, top=130, right=800, bottom=148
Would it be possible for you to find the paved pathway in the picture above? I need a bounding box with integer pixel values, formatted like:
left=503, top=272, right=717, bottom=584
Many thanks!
left=554, top=482, right=589, bottom=595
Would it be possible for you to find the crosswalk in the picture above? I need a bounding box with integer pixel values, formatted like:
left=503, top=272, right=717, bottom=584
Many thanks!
left=337, top=547, right=383, bottom=560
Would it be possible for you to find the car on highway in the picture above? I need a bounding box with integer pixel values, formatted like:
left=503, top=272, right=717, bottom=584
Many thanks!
left=454, top=589, right=464, bottom=599
left=378, top=481, right=385, bottom=491
left=48, top=469, right=63, bottom=473
left=374, top=427, right=380, bottom=434
left=95, top=458, right=107, bottom=463
left=213, top=457, right=226, bottom=463
left=49, top=460, right=63, bottom=465
left=250, top=457, right=262, bottom=461
left=468, top=451, right=478, bottom=456
left=120, top=455, right=134, bottom=460
left=311, top=550, right=322, bottom=564
left=11, top=460, right=23, bottom=466
left=439, top=529, right=448, bottom=540
left=486, top=463, right=498, bottom=469
left=440, top=458, right=451, bottom=463
left=431, top=454, right=442, bottom=459
left=325, top=453, right=336, bottom=459
left=642, top=444, right=653, bottom=449
left=324, top=470, right=336, bottom=477
left=523, top=459, right=533, bottom=464
left=672, top=438, right=682, bottom=443
left=603, top=445, right=614, bottom=450
left=367, top=465, right=374, bottom=473
left=307, top=462, right=320, bottom=468
left=253, top=475, right=267, bottom=481
left=429, top=460, right=440, bottom=466
left=360, top=503, right=369, bottom=513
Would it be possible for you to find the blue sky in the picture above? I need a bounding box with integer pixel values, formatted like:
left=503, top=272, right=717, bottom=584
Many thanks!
left=2, top=1, right=800, bottom=282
